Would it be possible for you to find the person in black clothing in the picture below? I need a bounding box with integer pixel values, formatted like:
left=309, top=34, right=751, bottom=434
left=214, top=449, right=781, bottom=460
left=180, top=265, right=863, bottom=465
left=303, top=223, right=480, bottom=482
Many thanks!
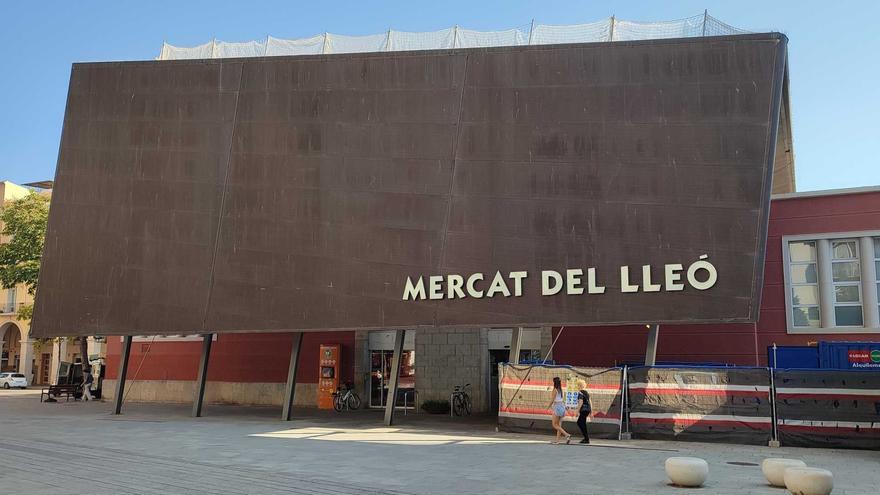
left=574, top=378, right=591, bottom=444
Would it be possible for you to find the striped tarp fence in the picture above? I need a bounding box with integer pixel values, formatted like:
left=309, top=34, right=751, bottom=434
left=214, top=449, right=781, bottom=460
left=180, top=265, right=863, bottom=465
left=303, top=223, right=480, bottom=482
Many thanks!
left=774, top=369, right=880, bottom=450
left=627, top=367, right=772, bottom=445
left=498, top=364, right=623, bottom=438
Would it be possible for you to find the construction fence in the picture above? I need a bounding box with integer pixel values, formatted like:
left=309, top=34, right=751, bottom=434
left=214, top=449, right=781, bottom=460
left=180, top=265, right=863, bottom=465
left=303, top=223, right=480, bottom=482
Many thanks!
left=498, top=364, right=880, bottom=450
left=498, top=364, right=623, bottom=439
left=158, top=12, right=750, bottom=60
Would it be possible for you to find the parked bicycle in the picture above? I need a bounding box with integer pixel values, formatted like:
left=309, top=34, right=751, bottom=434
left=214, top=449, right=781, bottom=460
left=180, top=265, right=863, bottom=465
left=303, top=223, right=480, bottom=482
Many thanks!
left=333, top=382, right=361, bottom=412
left=451, top=383, right=472, bottom=416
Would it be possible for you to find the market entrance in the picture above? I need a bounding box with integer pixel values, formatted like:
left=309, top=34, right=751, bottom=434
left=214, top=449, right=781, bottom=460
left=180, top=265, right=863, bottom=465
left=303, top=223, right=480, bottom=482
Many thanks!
left=368, top=331, right=416, bottom=409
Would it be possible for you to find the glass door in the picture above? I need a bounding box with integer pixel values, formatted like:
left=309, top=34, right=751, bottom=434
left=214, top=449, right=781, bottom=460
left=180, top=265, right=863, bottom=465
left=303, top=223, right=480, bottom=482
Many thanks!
left=369, top=350, right=391, bottom=408
left=368, top=349, right=416, bottom=408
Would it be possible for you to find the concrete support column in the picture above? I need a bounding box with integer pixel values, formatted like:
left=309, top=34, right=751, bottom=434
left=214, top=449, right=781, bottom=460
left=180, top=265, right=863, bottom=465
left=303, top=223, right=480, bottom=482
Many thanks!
left=817, top=238, right=835, bottom=328
left=479, top=328, right=490, bottom=413
left=644, top=325, right=659, bottom=366
left=509, top=327, right=523, bottom=365
left=85, top=336, right=106, bottom=363
left=859, top=237, right=880, bottom=329
left=383, top=329, right=406, bottom=426
left=18, top=338, right=34, bottom=385
left=50, top=338, right=68, bottom=384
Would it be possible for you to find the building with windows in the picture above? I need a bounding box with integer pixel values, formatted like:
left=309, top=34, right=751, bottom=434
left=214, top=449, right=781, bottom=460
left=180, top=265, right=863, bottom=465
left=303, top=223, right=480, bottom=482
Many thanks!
left=1, top=181, right=36, bottom=380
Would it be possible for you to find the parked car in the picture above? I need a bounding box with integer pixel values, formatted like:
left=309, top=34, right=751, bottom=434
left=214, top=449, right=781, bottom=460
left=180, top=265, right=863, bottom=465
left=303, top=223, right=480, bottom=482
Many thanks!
left=0, top=372, right=27, bottom=389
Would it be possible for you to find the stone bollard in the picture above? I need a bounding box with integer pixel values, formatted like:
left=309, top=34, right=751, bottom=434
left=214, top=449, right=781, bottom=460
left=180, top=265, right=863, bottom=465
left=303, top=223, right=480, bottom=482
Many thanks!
left=664, top=457, right=709, bottom=488
left=762, top=458, right=807, bottom=487
left=783, top=467, right=833, bottom=495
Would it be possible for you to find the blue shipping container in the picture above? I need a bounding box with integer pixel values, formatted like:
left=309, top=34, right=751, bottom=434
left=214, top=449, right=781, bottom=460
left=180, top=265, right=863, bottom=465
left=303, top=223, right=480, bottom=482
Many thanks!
left=767, top=345, right=819, bottom=369
left=818, top=341, right=880, bottom=370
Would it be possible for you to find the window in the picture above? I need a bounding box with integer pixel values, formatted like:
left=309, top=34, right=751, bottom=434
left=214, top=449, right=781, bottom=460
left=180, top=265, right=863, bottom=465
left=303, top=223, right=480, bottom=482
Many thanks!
left=789, top=241, right=819, bottom=327
left=784, top=232, right=880, bottom=333
left=831, top=239, right=862, bottom=326
left=4, top=288, right=14, bottom=314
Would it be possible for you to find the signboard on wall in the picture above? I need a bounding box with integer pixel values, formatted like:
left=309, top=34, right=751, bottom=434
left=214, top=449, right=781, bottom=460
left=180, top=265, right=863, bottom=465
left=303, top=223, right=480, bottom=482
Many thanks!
left=847, top=349, right=880, bottom=369
left=31, top=33, right=789, bottom=337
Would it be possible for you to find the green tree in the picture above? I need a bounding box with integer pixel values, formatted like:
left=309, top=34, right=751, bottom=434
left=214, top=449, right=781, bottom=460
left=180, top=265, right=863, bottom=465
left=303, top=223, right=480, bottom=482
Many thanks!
left=0, top=193, right=49, bottom=320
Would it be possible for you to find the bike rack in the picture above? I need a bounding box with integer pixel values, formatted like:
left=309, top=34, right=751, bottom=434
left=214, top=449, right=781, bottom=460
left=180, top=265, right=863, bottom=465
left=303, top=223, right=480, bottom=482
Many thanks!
left=401, top=390, right=419, bottom=416
left=450, top=388, right=470, bottom=418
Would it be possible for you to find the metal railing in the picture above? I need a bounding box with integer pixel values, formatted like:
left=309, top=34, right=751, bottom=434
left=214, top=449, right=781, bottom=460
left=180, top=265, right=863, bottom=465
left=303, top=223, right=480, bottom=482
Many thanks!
left=1, top=302, right=24, bottom=314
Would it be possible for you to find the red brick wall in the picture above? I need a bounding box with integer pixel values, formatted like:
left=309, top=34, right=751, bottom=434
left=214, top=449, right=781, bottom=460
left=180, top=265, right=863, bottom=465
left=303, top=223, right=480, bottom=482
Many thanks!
left=553, top=191, right=880, bottom=367
left=106, top=331, right=355, bottom=384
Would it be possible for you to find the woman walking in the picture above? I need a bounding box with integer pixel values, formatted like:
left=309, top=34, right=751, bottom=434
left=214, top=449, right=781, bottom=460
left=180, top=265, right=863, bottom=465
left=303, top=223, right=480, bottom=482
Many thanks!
left=548, top=377, right=571, bottom=444
left=575, top=379, right=591, bottom=444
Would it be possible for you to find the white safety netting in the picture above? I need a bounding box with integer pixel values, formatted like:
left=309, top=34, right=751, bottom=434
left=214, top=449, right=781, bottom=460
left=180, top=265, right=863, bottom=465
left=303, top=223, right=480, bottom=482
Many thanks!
left=529, top=20, right=611, bottom=45
left=266, top=35, right=324, bottom=56
left=158, top=12, right=751, bottom=60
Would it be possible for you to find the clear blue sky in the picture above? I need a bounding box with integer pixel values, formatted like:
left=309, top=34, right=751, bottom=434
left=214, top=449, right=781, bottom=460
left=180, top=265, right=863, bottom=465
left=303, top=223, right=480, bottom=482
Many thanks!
left=1, top=1, right=877, bottom=192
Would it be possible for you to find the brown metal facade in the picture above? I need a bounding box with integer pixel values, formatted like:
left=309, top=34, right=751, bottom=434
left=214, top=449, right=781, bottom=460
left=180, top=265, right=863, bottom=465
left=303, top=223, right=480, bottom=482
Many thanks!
left=32, top=34, right=790, bottom=337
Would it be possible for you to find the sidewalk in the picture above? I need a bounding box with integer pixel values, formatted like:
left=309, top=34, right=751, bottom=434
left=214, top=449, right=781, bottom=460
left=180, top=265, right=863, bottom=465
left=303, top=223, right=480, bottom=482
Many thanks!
left=1, top=390, right=877, bottom=494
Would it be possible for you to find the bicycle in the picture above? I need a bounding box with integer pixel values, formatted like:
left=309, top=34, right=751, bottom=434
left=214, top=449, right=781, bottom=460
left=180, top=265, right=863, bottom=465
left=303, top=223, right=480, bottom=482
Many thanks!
left=332, top=382, right=361, bottom=412
left=451, top=383, right=472, bottom=416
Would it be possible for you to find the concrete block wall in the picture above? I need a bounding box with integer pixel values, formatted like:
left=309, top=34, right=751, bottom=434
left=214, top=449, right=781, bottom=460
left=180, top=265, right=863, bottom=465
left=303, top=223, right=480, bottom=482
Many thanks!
left=414, top=328, right=489, bottom=413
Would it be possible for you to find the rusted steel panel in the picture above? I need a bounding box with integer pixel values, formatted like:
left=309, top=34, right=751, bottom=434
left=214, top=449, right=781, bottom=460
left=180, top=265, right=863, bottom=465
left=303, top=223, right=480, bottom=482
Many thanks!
left=32, top=34, right=788, bottom=337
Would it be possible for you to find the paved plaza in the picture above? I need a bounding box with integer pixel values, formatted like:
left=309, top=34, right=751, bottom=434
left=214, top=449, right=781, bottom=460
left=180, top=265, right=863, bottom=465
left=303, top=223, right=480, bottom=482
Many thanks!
left=0, top=389, right=877, bottom=494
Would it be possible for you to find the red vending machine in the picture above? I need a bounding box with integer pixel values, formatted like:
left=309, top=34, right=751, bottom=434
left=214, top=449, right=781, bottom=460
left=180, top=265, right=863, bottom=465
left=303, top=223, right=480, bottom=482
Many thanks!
left=317, top=344, right=340, bottom=409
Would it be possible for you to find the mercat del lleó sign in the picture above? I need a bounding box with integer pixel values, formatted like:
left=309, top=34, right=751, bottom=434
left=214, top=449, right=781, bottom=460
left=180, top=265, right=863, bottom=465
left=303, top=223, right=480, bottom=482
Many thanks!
left=30, top=34, right=790, bottom=338
left=403, top=256, right=718, bottom=301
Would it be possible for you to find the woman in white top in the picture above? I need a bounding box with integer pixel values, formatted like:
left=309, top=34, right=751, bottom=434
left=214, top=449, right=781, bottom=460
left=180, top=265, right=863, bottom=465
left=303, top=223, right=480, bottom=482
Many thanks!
left=547, top=376, right=571, bottom=444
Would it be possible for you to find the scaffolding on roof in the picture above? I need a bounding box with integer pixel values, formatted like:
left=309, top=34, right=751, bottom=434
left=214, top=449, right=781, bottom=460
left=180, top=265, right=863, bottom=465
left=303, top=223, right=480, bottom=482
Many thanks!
left=158, top=11, right=750, bottom=60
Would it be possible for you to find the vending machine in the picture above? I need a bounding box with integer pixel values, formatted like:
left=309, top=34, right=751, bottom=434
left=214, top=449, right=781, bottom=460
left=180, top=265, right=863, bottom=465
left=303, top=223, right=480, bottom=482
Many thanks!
left=317, top=344, right=340, bottom=409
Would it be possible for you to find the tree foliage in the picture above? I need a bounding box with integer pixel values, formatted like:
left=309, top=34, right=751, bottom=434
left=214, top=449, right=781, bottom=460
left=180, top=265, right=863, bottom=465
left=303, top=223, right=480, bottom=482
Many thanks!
left=0, top=193, right=49, bottom=295
left=17, top=302, right=33, bottom=322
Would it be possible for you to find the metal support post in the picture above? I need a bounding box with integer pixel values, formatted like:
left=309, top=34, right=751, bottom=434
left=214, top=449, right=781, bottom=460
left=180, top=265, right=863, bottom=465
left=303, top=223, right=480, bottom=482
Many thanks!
left=281, top=332, right=304, bottom=421
left=768, top=367, right=780, bottom=447
left=383, top=329, right=406, bottom=426
left=509, top=327, right=523, bottom=365
left=192, top=333, right=213, bottom=418
left=619, top=365, right=631, bottom=440
left=113, top=336, right=133, bottom=415
left=644, top=325, right=659, bottom=366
